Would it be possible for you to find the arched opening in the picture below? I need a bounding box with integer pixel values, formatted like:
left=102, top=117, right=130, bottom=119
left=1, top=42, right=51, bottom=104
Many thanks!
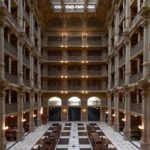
left=48, top=17, right=62, bottom=29
left=87, top=97, right=101, bottom=121
left=48, top=97, right=62, bottom=121
left=68, top=96, right=81, bottom=106
left=87, top=97, right=101, bottom=106
left=67, top=17, right=82, bottom=28
left=48, top=97, right=62, bottom=106
left=68, top=97, right=81, bottom=121
left=87, top=17, right=101, bottom=29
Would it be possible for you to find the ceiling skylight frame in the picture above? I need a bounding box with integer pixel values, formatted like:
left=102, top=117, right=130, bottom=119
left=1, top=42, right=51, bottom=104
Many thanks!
left=51, top=0, right=98, bottom=13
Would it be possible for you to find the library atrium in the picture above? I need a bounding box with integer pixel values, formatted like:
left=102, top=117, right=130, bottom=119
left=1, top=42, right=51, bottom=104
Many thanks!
left=0, top=0, right=150, bottom=150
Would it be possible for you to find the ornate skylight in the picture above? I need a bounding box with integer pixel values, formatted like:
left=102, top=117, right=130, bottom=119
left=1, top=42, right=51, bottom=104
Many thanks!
left=51, top=0, right=98, bottom=13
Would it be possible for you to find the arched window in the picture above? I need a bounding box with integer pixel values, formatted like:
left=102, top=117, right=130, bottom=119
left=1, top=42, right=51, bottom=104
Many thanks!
left=68, top=96, right=81, bottom=106
left=48, top=17, right=62, bottom=28
left=67, top=18, right=82, bottom=28
left=48, top=97, right=62, bottom=106
left=87, top=97, right=101, bottom=106
left=87, top=17, right=101, bottom=28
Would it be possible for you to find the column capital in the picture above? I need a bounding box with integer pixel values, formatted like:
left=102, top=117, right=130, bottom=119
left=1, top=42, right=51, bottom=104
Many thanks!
left=0, top=80, right=8, bottom=91
left=18, top=85, right=25, bottom=93
left=139, top=79, right=149, bottom=89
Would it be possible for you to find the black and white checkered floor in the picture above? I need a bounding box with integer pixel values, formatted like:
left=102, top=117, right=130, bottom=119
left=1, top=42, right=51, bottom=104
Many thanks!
left=55, top=122, right=92, bottom=150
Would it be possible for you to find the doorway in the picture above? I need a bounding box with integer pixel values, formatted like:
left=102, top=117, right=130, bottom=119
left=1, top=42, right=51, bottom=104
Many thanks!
left=68, top=107, right=81, bottom=121
left=88, top=107, right=100, bottom=121
left=49, top=107, right=61, bottom=121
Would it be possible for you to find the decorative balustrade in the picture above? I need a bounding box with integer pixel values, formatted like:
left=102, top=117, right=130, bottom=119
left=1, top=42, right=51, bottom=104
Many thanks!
left=34, top=102, right=38, bottom=108
left=130, top=103, right=142, bottom=114
left=87, top=86, right=107, bottom=91
left=5, top=73, right=18, bottom=84
left=23, top=56, right=30, bottom=66
left=4, top=40, right=18, bottom=57
left=111, top=101, right=114, bottom=107
left=119, top=9, right=125, bottom=22
left=87, top=71, right=107, bottom=76
left=119, top=102, right=125, bottom=110
left=118, top=79, right=125, bottom=86
left=23, top=79, right=30, bottom=87
left=111, top=64, right=115, bottom=72
left=130, top=14, right=141, bottom=30
left=44, top=56, right=62, bottom=61
left=23, top=102, right=30, bottom=110
left=67, top=40, right=82, bottom=46
left=87, top=55, right=107, bottom=61
left=67, top=56, right=82, bottom=61
left=130, top=72, right=143, bottom=84
left=23, top=9, right=30, bottom=22
left=119, top=56, right=125, bottom=66
left=5, top=103, right=18, bottom=114
left=68, top=71, right=81, bottom=76
left=131, top=40, right=143, bottom=57
left=67, top=86, right=81, bottom=90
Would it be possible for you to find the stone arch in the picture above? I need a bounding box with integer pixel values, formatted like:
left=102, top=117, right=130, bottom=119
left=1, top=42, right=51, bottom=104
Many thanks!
left=48, top=17, right=62, bottom=28
left=67, top=17, right=82, bottom=28
left=48, top=97, right=62, bottom=106
left=87, top=96, right=101, bottom=106
left=87, top=17, right=101, bottom=28
left=68, top=96, right=81, bottom=106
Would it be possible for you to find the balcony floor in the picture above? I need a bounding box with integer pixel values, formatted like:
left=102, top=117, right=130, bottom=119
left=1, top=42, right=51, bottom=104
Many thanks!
left=7, top=122, right=140, bottom=150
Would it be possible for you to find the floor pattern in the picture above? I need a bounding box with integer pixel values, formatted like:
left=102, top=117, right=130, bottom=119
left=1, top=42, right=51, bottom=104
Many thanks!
left=8, top=123, right=51, bottom=150
left=55, top=122, right=92, bottom=150
left=97, top=122, right=140, bottom=150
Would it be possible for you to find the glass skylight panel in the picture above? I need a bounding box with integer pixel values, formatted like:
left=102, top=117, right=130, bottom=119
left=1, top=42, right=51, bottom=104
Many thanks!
left=87, top=5, right=96, bottom=10
left=54, top=5, right=62, bottom=10
left=75, top=5, right=84, bottom=9
left=65, top=5, right=74, bottom=10
left=51, top=0, right=98, bottom=13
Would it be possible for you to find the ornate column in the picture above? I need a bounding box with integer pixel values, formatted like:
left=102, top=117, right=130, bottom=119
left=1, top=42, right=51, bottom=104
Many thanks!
left=125, top=0, right=130, bottom=29
left=81, top=97, right=88, bottom=121
left=0, top=81, right=7, bottom=150
left=18, top=40, right=23, bottom=85
left=16, top=86, right=24, bottom=141
left=143, top=18, right=149, bottom=79
left=114, top=51, right=119, bottom=87
left=18, top=0, right=23, bottom=28
left=30, top=8, right=34, bottom=44
left=29, top=90, right=35, bottom=132
left=61, top=97, right=68, bottom=121
left=37, top=60, right=41, bottom=89
left=123, top=86, right=131, bottom=140
left=100, top=106, right=106, bottom=122
left=37, top=92, right=42, bottom=126
left=124, top=39, right=131, bottom=84
left=37, top=26, right=41, bottom=53
left=114, top=5, right=119, bottom=46
left=30, top=53, right=34, bottom=88
left=107, top=92, right=112, bottom=126
left=114, top=91, right=119, bottom=131
left=140, top=80, right=150, bottom=150
left=0, top=22, right=5, bottom=80
left=108, top=60, right=112, bottom=89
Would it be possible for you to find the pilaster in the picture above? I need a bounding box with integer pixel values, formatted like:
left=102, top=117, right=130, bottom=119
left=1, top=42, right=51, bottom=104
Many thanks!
left=114, top=91, right=119, bottom=131
left=0, top=23, right=5, bottom=80
left=139, top=80, right=150, bottom=150
left=0, top=80, right=8, bottom=150
left=123, top=86, right=131, bottom=140
left=29, top=90, right=35, bottom=132
left=37, top=92, right=42, bottom=126
left=16, top=86, right=24, bottom=141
